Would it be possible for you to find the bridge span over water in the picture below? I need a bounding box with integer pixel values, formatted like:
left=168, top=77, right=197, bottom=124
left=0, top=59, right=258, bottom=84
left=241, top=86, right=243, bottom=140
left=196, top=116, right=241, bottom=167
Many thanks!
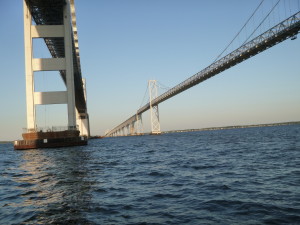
left=106, top=11, right=300, bottom=137
left=15, top=1, right=300, bottom=141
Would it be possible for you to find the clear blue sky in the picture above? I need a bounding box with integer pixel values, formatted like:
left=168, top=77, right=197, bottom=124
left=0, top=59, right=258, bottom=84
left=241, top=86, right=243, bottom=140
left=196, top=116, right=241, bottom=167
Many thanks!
left=0, top=0, right=299, bottom=140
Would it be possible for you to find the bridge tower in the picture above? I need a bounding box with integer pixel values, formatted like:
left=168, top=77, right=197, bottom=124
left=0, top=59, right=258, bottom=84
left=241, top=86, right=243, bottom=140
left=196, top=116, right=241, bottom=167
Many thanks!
left=23, top=0, right=77, bottom=131
left=148, top=80, right=161, bottom=134
left=15, top=0, right=88, bottom=149
left=70, top=0, right=90, bottom=138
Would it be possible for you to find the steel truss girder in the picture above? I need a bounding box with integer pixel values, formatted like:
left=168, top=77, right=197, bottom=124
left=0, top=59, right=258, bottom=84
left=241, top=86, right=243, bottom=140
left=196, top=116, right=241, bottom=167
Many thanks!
left=142, top=12, right=300, bottom=111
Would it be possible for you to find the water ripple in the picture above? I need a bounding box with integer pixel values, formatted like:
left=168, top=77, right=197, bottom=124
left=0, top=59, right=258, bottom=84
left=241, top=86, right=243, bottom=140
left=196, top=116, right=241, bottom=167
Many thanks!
left=0, top=125, right=299, bottom=224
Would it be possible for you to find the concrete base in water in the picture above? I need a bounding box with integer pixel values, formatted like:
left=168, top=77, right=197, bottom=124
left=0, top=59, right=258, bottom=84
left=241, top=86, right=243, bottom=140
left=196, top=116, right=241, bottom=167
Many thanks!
left=14, top=130, right=87, bottom=150
left=150, top=132, right=161, bottom=135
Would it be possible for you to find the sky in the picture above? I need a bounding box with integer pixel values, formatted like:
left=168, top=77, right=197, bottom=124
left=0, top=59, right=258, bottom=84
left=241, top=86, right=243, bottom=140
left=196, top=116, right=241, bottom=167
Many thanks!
left=0, top=0, right=300, bottom=140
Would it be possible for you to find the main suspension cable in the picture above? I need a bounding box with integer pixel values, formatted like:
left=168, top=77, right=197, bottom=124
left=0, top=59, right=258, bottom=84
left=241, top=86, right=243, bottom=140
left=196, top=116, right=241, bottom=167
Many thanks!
left=139, top=84, right=149, bottom=109
left=242, top=0, right=281, bottom=45
left=213, top=0, right=265, bottom=62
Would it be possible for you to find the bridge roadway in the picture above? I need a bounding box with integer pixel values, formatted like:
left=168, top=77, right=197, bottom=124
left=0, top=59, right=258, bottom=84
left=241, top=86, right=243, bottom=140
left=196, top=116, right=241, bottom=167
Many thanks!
left=25, top=0, right=86, bottom=113
left=106, top=11, right=300, bottom=137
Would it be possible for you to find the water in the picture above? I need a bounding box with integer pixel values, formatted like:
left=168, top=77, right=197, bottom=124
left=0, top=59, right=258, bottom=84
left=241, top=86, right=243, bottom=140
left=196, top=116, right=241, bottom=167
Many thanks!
left=0, top=125, right=299, bottom=225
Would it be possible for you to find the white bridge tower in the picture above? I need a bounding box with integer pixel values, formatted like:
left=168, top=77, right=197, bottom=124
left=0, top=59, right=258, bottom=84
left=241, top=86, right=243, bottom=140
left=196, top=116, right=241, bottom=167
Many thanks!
left=23, top=0, right=89, bottom=137
left=148, top=80, right=161, bottom=134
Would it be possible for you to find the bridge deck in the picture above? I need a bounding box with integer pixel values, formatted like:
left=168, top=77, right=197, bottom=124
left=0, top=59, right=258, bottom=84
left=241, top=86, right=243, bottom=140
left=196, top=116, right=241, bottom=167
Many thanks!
left=106, top=11, right=300, bottom=136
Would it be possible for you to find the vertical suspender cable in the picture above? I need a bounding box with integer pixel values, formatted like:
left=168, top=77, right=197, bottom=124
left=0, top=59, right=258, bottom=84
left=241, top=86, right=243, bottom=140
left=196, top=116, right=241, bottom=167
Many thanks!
left=213, top=0, right=265, bottom=63
left=242, top=0, right=281, bottom=45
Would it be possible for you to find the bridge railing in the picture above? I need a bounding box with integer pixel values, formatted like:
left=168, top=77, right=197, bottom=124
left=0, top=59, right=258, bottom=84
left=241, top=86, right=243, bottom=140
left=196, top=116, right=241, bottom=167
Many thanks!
left=23, top=125, right=79, bottom=133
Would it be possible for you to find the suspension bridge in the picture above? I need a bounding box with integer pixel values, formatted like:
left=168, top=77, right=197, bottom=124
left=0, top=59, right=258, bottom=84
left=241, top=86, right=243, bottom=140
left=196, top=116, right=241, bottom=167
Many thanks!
left=105, top=8, right=300, bottom=137
left=14, top=0, right=300, bottom=144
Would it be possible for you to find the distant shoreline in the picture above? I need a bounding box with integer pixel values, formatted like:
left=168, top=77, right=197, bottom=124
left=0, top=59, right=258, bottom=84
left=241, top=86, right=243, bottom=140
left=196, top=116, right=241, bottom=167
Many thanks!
left=1, top=121, right=300, bottom=142
left=162, top=121, right=300, bottom=134
left=0, top=141, right=12, bottom=144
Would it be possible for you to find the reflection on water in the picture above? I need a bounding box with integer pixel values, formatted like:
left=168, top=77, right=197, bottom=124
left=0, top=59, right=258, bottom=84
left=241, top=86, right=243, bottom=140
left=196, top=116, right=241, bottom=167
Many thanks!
left=7, top=146, right=94, bottom=224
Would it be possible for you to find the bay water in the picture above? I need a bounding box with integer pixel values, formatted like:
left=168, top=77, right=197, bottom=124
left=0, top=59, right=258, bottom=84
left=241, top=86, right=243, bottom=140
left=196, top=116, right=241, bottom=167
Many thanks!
left=0, top=125, right=299, bottom=224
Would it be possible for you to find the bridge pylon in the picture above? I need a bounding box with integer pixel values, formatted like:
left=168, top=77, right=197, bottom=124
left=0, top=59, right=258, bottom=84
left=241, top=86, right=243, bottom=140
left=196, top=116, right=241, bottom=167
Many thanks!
left=129, top=114, right=143, bottom=136
left=135, top=114, right=144, bottom=135
left=23, top=0, right=77, bottom=130
left=14, top=0, right=88, bottom=150
left=148, top=80, right=161, bottom=135
left=76, top=78, right=90, bottom=137
left=106, top=11, right=300, bottom=138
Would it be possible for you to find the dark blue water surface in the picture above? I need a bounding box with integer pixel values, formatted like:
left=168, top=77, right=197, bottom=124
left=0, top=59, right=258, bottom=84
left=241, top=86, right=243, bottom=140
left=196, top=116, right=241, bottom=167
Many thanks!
left=1, top=125, right=300, bottom=224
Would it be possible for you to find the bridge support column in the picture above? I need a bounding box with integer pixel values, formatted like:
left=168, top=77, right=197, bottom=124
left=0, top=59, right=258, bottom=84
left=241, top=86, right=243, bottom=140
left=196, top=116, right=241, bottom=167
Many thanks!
left=64, top=0, right=77, bottom=129
left=77, top=110, right=90, bottom=137
left=130, top=121, right=136, bottom=135
left=148, top=80, right=161, bottom=134
left=136, top=114, right=143, bottom=135
left=23, top=1, right=35, bottom=130
left=126, top=125, right=130, bottom=136
left=15, top=0, right=89, bottom=149
left=76, top=79, right=90, bottom=137
left=23, top=0, right=77, bottom=131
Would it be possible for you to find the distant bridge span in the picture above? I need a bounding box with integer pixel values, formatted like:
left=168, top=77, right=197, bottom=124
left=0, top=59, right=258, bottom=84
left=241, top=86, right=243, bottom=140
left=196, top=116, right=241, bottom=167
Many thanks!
left=106, top=12, right=300, bottom=137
